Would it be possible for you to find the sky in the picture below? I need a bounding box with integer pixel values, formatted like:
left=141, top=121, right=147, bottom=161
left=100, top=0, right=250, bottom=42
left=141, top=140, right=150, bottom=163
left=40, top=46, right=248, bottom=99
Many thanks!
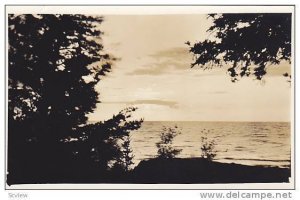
left=87, top=15, right=291, bottom=122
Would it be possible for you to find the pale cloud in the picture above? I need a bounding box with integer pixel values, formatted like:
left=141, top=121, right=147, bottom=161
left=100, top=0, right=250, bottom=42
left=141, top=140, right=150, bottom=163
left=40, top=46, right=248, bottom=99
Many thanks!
left=102, top=99, right=179, bottom=109
left=148, top=47, right=190, bottom=61
left=127, top=47, right=192, bottom=75
left=127, top=65, right=166, bottom=76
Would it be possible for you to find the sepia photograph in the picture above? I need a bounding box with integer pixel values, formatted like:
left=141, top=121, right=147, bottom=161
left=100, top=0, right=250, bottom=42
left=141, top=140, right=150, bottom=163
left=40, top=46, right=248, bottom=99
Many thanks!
left=5, top=5, right=294, bottom=189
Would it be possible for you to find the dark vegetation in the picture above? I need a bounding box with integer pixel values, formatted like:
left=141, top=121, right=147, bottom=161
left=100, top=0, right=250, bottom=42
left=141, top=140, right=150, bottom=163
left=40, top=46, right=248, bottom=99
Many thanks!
left=156, top=126, right=182, bottom=159
left=132, top=158, right=290, bottom=183
left=7, top=14, right=142, bottom=185
left=7, top=14, right=291, bottom=185
left=200, top=129, right=217, bottom=161
left=188, top=13, right=291, bottom=82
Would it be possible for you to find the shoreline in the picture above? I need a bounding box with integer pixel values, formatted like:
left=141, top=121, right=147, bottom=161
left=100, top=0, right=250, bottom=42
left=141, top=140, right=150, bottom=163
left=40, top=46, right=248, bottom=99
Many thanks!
left=130, top=158, right=291, bottom=184
left=8, top=158, right=291, bottom=185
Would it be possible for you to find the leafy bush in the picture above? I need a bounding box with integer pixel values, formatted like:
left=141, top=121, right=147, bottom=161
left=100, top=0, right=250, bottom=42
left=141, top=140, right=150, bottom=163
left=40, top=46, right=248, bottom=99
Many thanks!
left=156, top=126, right=182, bottom=159
left=200, top=129, right=216, bottom=161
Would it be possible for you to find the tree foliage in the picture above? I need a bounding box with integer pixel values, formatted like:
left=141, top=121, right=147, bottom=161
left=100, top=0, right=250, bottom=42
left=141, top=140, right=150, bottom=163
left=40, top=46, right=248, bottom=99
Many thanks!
left=9, top=14, right=111, bottom=139
left=156, top=126, right=182, bottom=159
left=114, top=135, right=135, bottom=172
left=77, top=107, right=142, bottom=171
left=7, top=14, right=142, bottom=184
left=188, top=13, right=291, bottom=81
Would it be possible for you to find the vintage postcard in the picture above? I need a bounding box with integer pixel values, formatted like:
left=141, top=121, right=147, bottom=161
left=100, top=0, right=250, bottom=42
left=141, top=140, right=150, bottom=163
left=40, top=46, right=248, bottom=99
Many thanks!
left=5, top=5, right=294, bottom=189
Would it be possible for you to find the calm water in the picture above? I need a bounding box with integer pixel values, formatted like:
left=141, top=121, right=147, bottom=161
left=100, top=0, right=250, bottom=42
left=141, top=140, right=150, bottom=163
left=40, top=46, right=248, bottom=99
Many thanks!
left=130, top=121, right=291, bottom=168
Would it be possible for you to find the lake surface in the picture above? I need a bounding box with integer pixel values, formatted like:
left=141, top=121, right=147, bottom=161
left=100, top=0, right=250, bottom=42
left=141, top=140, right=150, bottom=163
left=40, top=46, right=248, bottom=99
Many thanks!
left=130, top=121, right=291, bottom=168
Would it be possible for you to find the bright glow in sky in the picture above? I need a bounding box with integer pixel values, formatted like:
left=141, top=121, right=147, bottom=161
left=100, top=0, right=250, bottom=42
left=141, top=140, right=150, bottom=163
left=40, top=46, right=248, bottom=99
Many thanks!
left=87, top=15, right=291, bottom=122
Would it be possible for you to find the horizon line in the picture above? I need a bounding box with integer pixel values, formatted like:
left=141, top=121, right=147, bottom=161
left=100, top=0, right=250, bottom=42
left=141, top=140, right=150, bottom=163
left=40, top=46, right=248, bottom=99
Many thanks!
left=88, top=120, right=291, bottom=123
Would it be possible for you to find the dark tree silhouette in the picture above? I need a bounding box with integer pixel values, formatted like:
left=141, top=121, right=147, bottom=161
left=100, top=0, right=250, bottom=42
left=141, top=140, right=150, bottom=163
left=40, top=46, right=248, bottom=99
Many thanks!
left=188, top=13, right=291, bottom=82
left=78, top=107, right=142, bottom=171
left=9, top=14, right=110, bottom=139
left=7, top=14, right=142, bottom=184
left=156, top=126, right=182, bottom=159
left=114, top=135, right=135, bottom=172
